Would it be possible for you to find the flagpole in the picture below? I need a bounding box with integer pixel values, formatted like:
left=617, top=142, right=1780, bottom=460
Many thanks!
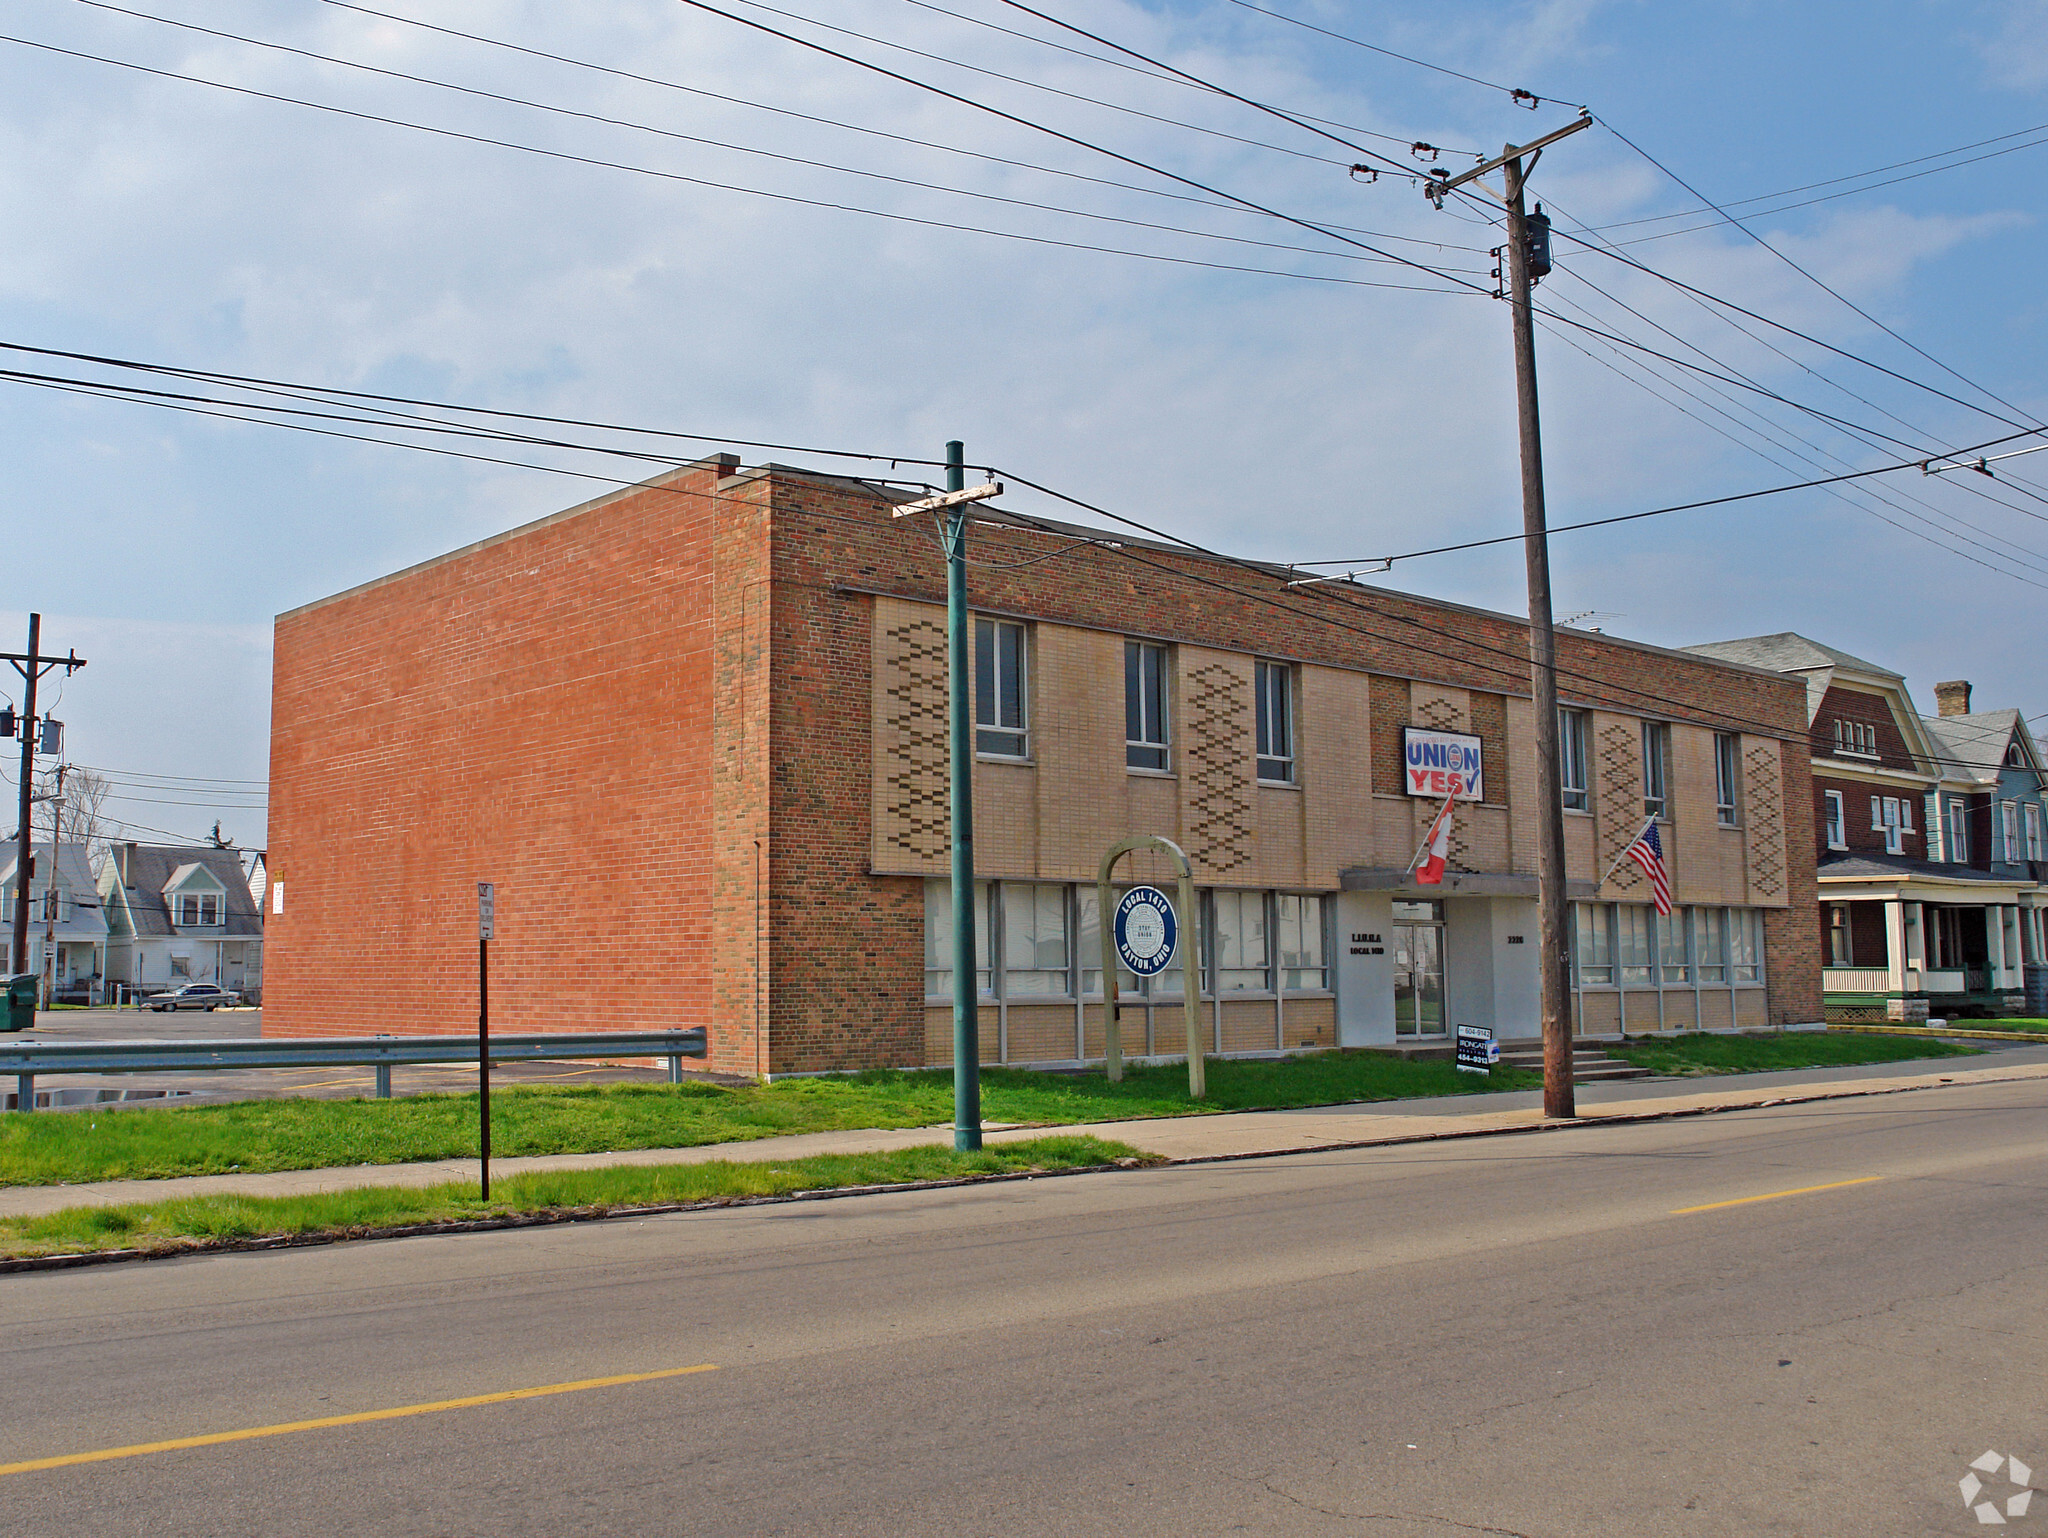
left=1597, top=814, right=1660, bottom=889
left=1405, top=794, right=1458, bottom=876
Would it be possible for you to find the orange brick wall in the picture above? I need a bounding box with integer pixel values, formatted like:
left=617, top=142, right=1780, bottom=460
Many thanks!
left=265, top=459, right=759, bottom=1071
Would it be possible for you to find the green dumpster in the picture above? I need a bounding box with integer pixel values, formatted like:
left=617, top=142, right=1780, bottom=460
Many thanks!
left=5, top=975, right=36, bottom=1033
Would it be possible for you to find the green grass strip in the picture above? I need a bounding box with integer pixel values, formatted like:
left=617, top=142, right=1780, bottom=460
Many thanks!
left=0, top=1051, right=1538, bottom=1187
left=1608, top=1030, right=1979, bottom=1078
left=0, top=1136, right=1148, bottom=1261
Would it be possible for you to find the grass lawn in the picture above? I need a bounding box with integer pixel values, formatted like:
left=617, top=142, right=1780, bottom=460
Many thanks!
left=0, top=1051, right=1539, bottom=1187
left=1609, top=1030, right=1981, bottom=1078
left=0, top=1136, right=1145, bottom=1261
left=1929, top=1018, right=2048, bottom=1033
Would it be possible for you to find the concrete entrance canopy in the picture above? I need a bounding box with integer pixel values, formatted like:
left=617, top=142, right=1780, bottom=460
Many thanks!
left=1341, top=867, right=1596, bottom=901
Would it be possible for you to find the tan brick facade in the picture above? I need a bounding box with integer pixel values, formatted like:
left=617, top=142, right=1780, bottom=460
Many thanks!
left=266, top=460, right=1822, bottom=1073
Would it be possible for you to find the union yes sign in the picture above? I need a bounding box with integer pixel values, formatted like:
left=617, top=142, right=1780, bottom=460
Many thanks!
left=1402, top=726, right=1484, bottom=802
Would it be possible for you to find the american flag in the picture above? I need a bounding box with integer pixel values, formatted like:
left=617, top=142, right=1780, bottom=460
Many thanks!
left=1621, top=819, right=1673, bottom=915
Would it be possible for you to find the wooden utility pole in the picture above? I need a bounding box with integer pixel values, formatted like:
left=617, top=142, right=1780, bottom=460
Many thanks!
left=1426, top=113, right=1589, bottom=1118
left=4, top=615, right=86, bottom=979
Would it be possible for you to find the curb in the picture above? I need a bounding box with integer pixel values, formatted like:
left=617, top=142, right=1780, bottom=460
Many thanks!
left=5, top=1065, right=2043, bottom=1276
left=1826, top=1023, right=2048, bottom=1044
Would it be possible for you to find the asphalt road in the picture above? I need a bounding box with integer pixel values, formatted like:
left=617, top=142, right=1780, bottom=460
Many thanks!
left=1, top=1079, right=2043, bottom=1537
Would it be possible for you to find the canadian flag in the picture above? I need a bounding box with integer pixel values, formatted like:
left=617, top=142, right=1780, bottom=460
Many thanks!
left=1412, top=796, right=1456, bottom=885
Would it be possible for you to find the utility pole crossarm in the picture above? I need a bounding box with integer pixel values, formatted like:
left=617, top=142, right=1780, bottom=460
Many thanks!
left=1426, top=112, right=1591, bottom=203
left=892, top=481, right=1003, bottom=517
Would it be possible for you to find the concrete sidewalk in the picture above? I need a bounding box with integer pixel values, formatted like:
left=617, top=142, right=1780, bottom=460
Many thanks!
left=4, top=1048, right=2045, bottom=1221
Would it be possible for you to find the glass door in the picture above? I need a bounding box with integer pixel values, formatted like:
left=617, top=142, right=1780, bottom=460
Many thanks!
left=1392, top=899, right=1447, bottom=1037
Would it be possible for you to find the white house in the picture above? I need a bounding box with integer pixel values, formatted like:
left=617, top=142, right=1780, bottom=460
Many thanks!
left=100, top=843, right=264, bottom=1000
left=0, top=842, right=111, bottom=999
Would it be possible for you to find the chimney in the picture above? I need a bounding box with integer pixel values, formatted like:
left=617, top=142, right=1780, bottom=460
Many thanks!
left=1934, top=680, right=1973, bottom=717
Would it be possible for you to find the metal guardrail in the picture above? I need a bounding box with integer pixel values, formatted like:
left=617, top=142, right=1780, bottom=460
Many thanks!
left=0, top=1029, right=708, bottom=1113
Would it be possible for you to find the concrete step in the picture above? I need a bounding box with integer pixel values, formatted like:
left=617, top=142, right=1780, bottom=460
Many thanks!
left=1497, top=1047, right=1652, bottom=1082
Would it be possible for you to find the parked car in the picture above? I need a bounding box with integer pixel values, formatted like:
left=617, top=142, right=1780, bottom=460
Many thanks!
left=141, top=982, right=242, bottom=1012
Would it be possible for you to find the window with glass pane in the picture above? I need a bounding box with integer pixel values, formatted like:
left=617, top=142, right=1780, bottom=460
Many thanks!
left=1947, top=801, right=1968, bottom=863
left=1077, top=886, right=1145, bottom=997
left=1659, top=908, right=1690, bottom=983
left=1560, top=708, right=1590, bottom=811
left=1003, top=883, right=1070, bottom=996
left=1125, top=641, right=1170, bottom=770
left=975, top=618, right=1027, bottom=757
left=924, top=878, right=992, bottom=997
left=1212, top=890, right=1270, bottom=991
left=1277, top=894, right=1325, bottom=989
left=1714, top=733, right=1739, bottom=825
left=1642, top=721, right=1671, bottom=819
left=2028, top=803, right=2044, bottom=860
left=2002, top=801, right=2020, bottom=863
left=1256, top=661, right=1293, bottom=783
left=1695, top=906, right=1726, bottom=980
left=1824, top=791, right=1846, bottom=849
left=1616, top=904, right=1653, bottom=985
left=1574, top=903, right=1614, bottom=985
left=1730, top=908, right=1762, bottom=982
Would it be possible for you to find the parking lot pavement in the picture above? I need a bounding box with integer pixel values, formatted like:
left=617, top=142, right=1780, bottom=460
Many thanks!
left=4, top=1008, right=681, bottom=1109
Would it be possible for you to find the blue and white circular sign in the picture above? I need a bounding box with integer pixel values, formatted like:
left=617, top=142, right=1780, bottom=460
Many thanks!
left=1115, top=886, right=1179, bottom=976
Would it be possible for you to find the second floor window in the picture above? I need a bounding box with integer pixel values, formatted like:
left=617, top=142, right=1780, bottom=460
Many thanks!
left=1871, top=795, right=1911, bottom=855
left=1125, top=640, right=1169, bottom=770
left=1560, top=708, right=1589, bottom=811
left=1947, top=799, right=1969, bottom=863
left=1824, top=791, right=1846, bottom=849
left=175, top=894, right=222, bottom=926
left=2027, top=802, right=2044, bottom=861
left=2001, top=800, right=2020, bottom=863
left=1714, top=733, right=1739, bottom=825
left=975, top=618, right=1027, bottom=758
left=1255, top=661, right=1293, bottom=783
left=1642, top=721, right=1671, bottom=819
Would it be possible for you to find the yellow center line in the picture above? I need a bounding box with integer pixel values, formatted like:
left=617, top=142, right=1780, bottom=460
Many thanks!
left=0, top=1363, right=720, bottom=1478
left=1672, top=1176, right=1883, bottom=1215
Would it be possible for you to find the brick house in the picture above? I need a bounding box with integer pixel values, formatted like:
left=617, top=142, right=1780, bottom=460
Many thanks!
left=265, top=457, right=1821, bottom=1074
left=1687, top=636, right=2039, bottom=1019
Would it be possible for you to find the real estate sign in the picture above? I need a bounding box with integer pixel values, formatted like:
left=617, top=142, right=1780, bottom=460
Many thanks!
left=1403, top=727, right=1484, bottom=802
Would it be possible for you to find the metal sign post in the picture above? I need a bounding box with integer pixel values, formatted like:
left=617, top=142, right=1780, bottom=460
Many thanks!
left=477, top=882, right=494, bottom=1200
left=1096, top=835, right=1205, bottom=1099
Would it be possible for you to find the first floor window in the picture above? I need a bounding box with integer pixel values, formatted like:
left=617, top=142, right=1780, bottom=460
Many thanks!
left=1694, top=907, right=1727, bottom=981
left=1823, top=791, right=1846, bottom=849
left=1827, top=904, right=1851, bottom=966
left=923, top=880, right=992, bottom=998
left=1125, top=640, right=1170, bottom=770
left=1730, top=909, right=1763, bottom=983
left=1616, top=904, right=1653, bottom=986
left=975, top=618, right=1028, bottom=758
left=1714, top=733, right=1740, bottom=825
left=1255, top=661, right=1294, bottom=783
left=1658, top=910, right=1690, bottom=983
left=1573, top=903, right=1614, bottom=985
left=1560, top=708, right=1590, bottom=812
left=1003, top=883, right=1070, bottom=997
left=1212, top=889, right=1270, bottom=991
left=1276, top=894, right=1325, bottom=989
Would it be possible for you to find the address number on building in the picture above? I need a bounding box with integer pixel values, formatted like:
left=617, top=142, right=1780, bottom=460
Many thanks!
left=1115, top=886, right=1179, bottom=977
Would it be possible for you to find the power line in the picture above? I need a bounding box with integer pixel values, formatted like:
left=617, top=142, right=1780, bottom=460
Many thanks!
left=62, top=0, right=1487, bottom=277
left=0, top=33, right=1476, bottom=297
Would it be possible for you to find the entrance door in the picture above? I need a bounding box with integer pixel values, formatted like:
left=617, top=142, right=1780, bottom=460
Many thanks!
left=1393, top=899, right=1447, bottom=1037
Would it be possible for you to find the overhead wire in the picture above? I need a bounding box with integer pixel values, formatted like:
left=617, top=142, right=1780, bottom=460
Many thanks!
left=0, top=33, right=1478, bottom=295
left=60, top=0, right=1490, bottom=277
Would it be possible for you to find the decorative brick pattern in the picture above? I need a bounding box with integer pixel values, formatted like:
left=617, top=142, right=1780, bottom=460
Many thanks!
left=1411, top=685, right=1467, bottom=733
left=873, top=612, right=950, bottom=864
left=1182, top=661, right=1253, bottom=876
left=1596, top=718, right=1646, bottom=895
left=1745, top=739, right=1786, bottom=901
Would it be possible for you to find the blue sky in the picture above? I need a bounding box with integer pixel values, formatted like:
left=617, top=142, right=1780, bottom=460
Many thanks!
left=1, top=0, right=2044, bottom=847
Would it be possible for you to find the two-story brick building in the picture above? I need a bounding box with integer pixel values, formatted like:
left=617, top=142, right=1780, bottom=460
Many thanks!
left=264, top=457, right=1821, bottom=1075
left=1688, top=636, right=2039, bottom=1019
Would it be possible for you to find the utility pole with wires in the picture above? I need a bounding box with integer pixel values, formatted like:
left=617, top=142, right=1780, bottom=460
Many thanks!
left=4, top=614, right=87, bottom=979
left=1423, top=112, right=1590, bottom=1120
left=892, top=445, right=1005, bottom=1151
